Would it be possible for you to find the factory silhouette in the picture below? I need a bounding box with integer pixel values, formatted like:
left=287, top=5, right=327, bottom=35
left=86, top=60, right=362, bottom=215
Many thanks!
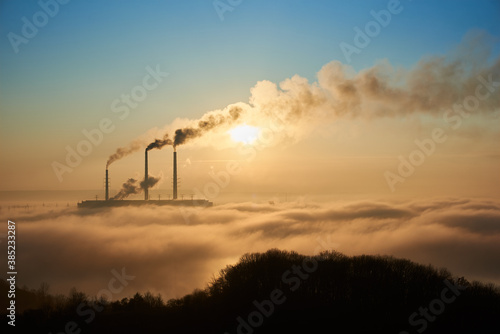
left=78, top=106, right=244, bottom=208
left=78, top=148, right=212, bottom=208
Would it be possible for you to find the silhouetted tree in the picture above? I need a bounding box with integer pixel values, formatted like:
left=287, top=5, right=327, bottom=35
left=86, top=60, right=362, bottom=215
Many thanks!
left=5, top=249, right=500, bottom=334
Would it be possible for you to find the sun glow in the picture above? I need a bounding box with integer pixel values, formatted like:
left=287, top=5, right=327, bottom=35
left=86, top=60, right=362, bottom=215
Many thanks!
left=229, top=124, right=259, bottom=144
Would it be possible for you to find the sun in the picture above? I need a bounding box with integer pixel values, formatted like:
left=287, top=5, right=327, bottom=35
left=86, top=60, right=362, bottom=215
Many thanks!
left=229, top=124, right=259, bottom=144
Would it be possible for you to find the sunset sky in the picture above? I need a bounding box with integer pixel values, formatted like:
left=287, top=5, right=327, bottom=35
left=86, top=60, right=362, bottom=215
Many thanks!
left=1, top=0, right=499, bottom=200
left=1, top=0, right=500, bottom=309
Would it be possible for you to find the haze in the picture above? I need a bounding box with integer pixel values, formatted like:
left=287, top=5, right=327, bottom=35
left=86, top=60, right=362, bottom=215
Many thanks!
left=0, top=0, right=499, bottom=305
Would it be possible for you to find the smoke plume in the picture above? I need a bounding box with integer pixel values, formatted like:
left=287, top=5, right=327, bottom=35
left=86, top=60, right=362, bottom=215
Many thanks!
left=146, top=134, right=172, bottom=151
left=108, top=31, right=499, bottom=162
left=111, top=175, right=162, bottom=200
left=111, top=178, right=141, bottom=200
left=106, top=139, right=143, bottom=168
left=173, top=105, right=243, bottom=147
left=108, top=104, right=243, bottom=169
left=140, top=175, right=161, bottom=191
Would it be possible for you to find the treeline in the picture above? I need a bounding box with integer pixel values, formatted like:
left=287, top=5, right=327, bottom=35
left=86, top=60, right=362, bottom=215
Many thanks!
left=2, top=249, right=500, bottom=333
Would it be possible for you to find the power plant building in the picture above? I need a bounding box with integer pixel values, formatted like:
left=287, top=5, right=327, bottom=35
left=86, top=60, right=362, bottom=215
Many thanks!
left=78, top=149, right=212, bottom=208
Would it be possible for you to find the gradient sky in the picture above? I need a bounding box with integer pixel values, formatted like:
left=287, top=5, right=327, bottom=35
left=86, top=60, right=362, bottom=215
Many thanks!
left=1, top=0, right=499, bottom=199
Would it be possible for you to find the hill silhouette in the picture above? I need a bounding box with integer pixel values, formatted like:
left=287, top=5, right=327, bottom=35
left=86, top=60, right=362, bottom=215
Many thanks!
left=2, top=249, right=499, bottom=333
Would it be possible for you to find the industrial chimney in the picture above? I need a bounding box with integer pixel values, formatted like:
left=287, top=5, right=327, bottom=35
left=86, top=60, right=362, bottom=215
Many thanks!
left=173, top=148, right=178, bottom=200
left=145, top=149, right=149, bottom=200
left=105, top=168, right=109, bottom=201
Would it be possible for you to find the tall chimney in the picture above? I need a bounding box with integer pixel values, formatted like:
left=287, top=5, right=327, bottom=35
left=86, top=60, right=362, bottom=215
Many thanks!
left=145, top=149, right=149, bottom=200
left=105, top=168, right=109, bottom=201
left=173, top=148, right=178, bottom=200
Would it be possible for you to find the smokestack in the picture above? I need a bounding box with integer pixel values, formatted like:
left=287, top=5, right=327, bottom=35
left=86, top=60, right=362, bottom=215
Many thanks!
left=173, top=148, right=178, bottom=200
left=145, top=149, right=149, bottom=200
left=105, top=169, right=109, bottom=201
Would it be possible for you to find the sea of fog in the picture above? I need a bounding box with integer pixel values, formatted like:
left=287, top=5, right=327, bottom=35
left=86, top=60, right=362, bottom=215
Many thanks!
left=1, top=192, right=499, bottom=303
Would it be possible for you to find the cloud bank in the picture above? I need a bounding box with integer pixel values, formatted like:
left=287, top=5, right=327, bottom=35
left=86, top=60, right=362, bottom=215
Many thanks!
left=2, top=197, right=500, bottom=301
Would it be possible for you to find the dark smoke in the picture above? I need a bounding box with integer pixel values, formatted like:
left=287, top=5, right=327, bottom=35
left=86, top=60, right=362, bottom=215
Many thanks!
left=173, top=128, right=199, bottom=147
left=107, top=31, right=499, bottom=164
left=173, top=106, right=242, bottom=147
left=112, top=175, right=162, bottom=200
left=106, top=139, right=143, bottom=168
left=146, top=134, right=172, bottom=151
left=111, top=178, right=141, bottom=200
left=140, top=175, right=161, bottom=191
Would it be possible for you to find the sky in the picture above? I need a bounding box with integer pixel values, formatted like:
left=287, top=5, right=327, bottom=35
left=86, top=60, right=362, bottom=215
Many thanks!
left=0, top=0, right=499, bottom=199
left=0, top=0, right=500, bottom=306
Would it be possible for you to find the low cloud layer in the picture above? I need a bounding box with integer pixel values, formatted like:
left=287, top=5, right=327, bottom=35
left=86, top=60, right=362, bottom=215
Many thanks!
left=2, top=197, right=500, bottom=301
